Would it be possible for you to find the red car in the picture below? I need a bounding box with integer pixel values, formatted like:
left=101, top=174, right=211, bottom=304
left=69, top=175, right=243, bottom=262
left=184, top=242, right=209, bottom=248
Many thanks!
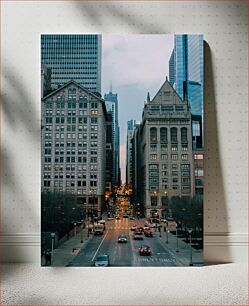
left=134, top=231, right=144, bottom=240
left=139, top=245, right=152, bottom=255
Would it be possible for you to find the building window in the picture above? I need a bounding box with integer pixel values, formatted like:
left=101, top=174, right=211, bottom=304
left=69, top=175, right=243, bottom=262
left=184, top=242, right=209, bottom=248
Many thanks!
left=195, top=168, right=204, bottom=176
left=150, top=127, right=157, bottom=143
left=181, top=127, right=188, bottom=143
left=150, top=154, right=157, bottom=160
left=171, top=144, right=178, bottom=151
left=150, top=144, right=157, bottom=151
left=91, top=117, right=98, bottom=124
left=182, top=144, right=188, bottom=151
left=194, top=154, right=204, bottom=160
left=161, top=154, right=168, bottom=160
left=181, top=154, right=188, bottom=160
left=160, top=127, right=167, bottom=143
left=151, top=196, right=158, bottom=206
left=170, top=127, right=178, bottom=143
left=161, top=144, right=168, bottom=151
left=171, top=154, right=178, bottom=160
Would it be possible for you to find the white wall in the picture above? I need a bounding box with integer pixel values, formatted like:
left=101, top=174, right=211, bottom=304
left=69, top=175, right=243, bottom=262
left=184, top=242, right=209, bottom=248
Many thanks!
left=1, top=1, right=248, bottom=263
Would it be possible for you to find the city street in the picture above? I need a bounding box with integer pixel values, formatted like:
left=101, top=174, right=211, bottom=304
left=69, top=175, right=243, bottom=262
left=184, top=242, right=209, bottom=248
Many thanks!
left=68, top=218, right=184, bottom=267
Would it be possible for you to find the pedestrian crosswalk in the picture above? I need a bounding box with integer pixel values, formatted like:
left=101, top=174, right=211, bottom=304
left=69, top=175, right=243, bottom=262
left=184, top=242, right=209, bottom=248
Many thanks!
left=107, top=226, right=130, bottom=230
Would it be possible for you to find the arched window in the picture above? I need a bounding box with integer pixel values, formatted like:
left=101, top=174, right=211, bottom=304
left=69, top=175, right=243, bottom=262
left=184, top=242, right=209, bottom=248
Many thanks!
left=181, top=127, right=188, bottom=143
left=160, top=127, right=167, bottom=143
left=170, top=127, right=178, bottom=143
left=150, top=127, right=157, bottom=143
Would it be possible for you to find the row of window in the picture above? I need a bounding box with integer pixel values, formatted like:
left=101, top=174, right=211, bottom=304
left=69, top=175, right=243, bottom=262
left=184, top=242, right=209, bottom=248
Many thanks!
left=150, top=144, right=188, bottom=151
left=44, top=141, right=98, bottom=148
left=149, top=105, right=185, bottom=113
left=45, top=149, right=98, bottom=155
left=44, top=156, right=98, bottom=163
left=150, top=154, right=189, bottom=161
left=44, top=180, right=98, bottom=187
left=44, top=133, right=98, bottom=140
left=45, top=100, right=98, bottom=107
left=150, top=127, right=188, bottom=143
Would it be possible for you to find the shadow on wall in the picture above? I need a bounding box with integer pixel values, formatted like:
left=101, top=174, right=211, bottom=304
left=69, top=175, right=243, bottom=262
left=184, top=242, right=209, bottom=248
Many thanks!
left=73, top=2, right=166, bottom=33
left=203, top=42, right=231, bottom=264
left=1, top=66, right=40, bottom=259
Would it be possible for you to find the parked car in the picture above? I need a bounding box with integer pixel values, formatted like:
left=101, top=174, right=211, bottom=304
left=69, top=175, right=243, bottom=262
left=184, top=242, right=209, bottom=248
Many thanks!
left=139, top=245, right=152, bottom=256
left=118, top=234, right=128, bottom=243
left=94, top=255, right=109, bottom=267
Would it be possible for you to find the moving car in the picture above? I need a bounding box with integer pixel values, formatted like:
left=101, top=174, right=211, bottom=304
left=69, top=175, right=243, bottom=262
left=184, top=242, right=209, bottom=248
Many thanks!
left=123, top=214, right=128, bottom=218
left=94, top=255, right=110, bottom=267
left=130, top=225, right=137, bottom=231
left=115, top=216, right=120, bottom=220
left=118, top=234, right=128, bottom=243
left=143, top=224, right=150, bottom=231
left=129, top=216, right=135, bottom=220
left=94, top=224, right=105, bottom=235
left=107, top=217, right=114, bottom=221
left=134, top=231, right=144, bottom=240
left=139, top=245, right=152, bottom=256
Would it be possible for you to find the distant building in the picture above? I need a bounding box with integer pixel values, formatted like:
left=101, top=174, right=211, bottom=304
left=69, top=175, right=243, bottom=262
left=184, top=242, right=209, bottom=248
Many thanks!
left=105, top=112, right=113, bottom=193
left=41, top=64, right=52, bottom=98
left=139, top=79, right=193, bottom=219
left=126, top=120, right=139, bottom=185
left=169, top=34, right=204, bottom=148
left=193, top=150, right=204, bottom=195
left=41, top=80, right=107, bottom=217
left=104, top=88, right=120, bottom=186
left=41, top=34, right=102, bottom=95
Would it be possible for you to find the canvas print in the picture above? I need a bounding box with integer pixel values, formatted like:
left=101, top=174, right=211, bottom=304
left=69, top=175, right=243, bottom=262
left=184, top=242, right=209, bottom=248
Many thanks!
left=41, top=34, right=204, bottom=267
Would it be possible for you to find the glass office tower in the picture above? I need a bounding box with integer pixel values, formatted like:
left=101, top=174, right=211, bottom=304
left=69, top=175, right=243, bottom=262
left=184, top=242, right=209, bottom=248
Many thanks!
left=169, top=34, right=204, bottom=148
left=104, top=89, right=120, bottom=186
left=41, top=34, right=102, bottom=95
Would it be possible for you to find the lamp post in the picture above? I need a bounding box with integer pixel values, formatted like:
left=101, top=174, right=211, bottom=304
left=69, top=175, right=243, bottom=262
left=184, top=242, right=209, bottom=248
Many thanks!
left=176, top=224, right=179, bottom=252
left=188, top=228, right=193, bottom=266
left=166, top=228, right=170, bottom=244
left=74, top=222, right=77, bottom=237
left=87, top=209, right=90, bottom=237
left=51, top=232, right=55, bottom=265
left=80, top=219, right=84, bottom=243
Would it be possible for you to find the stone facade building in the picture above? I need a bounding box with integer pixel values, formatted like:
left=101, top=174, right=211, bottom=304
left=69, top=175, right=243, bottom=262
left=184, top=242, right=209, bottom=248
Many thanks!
left=41, top=80, right=107, bottom=217
left=139, top=79, right=193, bottom=219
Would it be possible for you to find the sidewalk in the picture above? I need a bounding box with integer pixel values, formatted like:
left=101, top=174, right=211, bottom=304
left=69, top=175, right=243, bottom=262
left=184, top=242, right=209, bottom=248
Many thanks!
left=41, top=227, right=92, bottom=267
left=155, top=228, right=203, bottom=266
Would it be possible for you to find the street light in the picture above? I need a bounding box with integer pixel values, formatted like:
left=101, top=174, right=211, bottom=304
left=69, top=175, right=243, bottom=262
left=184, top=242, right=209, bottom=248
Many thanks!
left=188, top=228, right=193, bottom=266
left=51, top=232, right=55, bottom=265
left=176, top=224, right=179, bottom=252
left=74, top=222, right=77, bottom=237
left=166, top=227, right=170, bottom=243
left=80, top=219, right=84, bottom=243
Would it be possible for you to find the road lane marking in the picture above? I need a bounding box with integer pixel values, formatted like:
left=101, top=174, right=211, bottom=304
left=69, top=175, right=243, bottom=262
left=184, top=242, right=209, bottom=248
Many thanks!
left=91, top=230, right=109, bottom=262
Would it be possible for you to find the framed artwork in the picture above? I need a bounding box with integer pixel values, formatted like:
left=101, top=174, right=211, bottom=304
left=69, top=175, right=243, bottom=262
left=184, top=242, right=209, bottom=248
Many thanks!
left=41, top=34, right=204, bottom=267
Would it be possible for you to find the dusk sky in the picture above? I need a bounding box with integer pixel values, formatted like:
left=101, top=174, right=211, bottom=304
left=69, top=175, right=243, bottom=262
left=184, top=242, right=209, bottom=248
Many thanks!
left=102, top=35, right=174, bottom=183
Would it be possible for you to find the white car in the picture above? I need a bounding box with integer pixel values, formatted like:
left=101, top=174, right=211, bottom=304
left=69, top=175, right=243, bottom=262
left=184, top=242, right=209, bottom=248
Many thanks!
left=94, top=255, right=109, bottom=267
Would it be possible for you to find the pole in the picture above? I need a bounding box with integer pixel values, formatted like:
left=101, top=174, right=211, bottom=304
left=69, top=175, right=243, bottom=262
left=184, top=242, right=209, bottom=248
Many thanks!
left=51, top=234, right=55, bottom=265
left=166, top=228, right=169, bottom=243
left=80, top=224, right=83, bottom=243
left=189, top=229, right=193, bottom=266
left=176, top=225, right=179, bottom=252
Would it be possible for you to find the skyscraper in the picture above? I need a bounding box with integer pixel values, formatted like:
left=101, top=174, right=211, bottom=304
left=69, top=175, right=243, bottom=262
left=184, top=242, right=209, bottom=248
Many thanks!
left=104, top=89, right=120, bottom=186
left=41, top=34, right=102, bottom=95
left=126, top=120, right=139, bottom=185
left=169, top=34, right=204, bottom=148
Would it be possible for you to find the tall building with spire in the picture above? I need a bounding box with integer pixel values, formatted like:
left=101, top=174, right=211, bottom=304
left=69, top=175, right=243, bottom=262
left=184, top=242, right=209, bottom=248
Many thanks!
left=104, top=86, right=120, bottom=186
left=41, top=34, right=102, bottom=95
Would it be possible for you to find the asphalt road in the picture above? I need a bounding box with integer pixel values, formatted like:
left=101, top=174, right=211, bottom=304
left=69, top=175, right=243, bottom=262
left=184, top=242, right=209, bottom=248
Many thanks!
left=69, top=218, right=183, bottom=267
